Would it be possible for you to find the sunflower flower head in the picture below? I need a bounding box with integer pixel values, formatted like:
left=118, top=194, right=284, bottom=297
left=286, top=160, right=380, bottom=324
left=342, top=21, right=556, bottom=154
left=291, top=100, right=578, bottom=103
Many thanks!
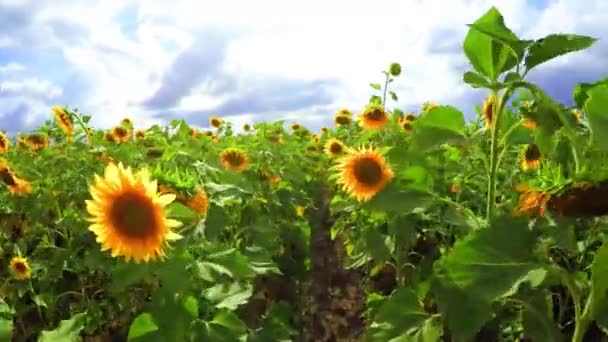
left=0, top=163, right=31, bottom=195
left=358, top=104, right=388, bottom=130
left=325, top=138, right=347, bottom=157
left=0, top=132, right=9, bottom=153
left=482, top=93, right=497, bottom=128
left=333, top=147, right=394, bottom=202
left=219, top=148, right=249, bottom=172
left=521, top=144, right=541, bottom=170
left=109, top=126, right=131, bottom=143
left=311, top=134, right=320, bottom=143
left=25, top=133, right=50, bottom=151
left=523, top=120, right=537, bottom=129
left=210, top=116, right=223, bottom=129
left=9, top=256, right=31, bottom=280
left=243, top=124, right=251, bottom=132
left=291, top=123, right=301, bottom=131
left=121, top=117, right=133, bottom=127
left=134, top=130, right=146, bottom=139
left=85, top=162, right=183, bottom=263
left=334, top=109, right=352, bottom=126
left=52, top=106, right=74, bottom=136
left=513, top=184, right=551, bottom=217
left=185, top=186, right=209, bottom=216
left=190, top=128, right=200, bottom=138
left=320, top=127, right=329, bottom=135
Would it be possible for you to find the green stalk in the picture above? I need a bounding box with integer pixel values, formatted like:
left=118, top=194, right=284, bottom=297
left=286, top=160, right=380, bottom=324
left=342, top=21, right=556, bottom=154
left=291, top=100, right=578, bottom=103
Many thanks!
left=382, top=72, right=390, bottom=109
left=486, top=89, right=502, bottom=221
left=572, top=291, right=594, bottom=342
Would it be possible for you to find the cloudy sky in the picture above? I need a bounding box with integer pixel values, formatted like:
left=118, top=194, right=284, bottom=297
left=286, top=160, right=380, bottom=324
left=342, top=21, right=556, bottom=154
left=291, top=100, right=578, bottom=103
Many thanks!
left=0, top=0, right=606, bottom=135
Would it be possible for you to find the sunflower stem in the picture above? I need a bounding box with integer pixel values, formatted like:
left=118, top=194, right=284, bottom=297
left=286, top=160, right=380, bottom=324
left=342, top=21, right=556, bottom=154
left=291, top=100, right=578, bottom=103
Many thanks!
left=486, top=89, right=502, bottom=222
left=382, top=72, right=390, bottom=110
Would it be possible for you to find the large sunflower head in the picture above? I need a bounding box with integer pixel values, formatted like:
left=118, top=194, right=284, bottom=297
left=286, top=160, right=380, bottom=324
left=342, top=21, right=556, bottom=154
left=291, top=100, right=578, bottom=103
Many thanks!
left=9, top=256, right=31, bottom=280
left=358, top=105, right=389, bottom=130
left=219, top=148, right=249, bottom=172
left=325, top=138, right=347, bottom=158
left=210, top=116, right=223, bottom=129
left=109, top=126, right=131, bottom=143
left=521, top=144, right=541, bottom=170
left=334, top=147, right=394, bottom=201
left=482, top=93, right=497, bottom=128
left=85, top=162, right=183, bottom=263
left=52, top=106, right=74, bottom=135
left=0, top=132, right=9, bottom=153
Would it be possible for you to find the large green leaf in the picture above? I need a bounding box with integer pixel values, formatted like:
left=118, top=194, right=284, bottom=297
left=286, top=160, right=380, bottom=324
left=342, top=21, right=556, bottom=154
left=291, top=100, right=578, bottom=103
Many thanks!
left=525, top=34, right=597, bottom=74
left=203, top=282, right=253, bottom=310
left=463, top=7, right=519, bottom=81
left=436, top=214, right=541, bottom=302
left=128, top=313, right=159, bottom=341
left=573, top=77, right=608, bottom=108
left=38, top=312, right=87, bottom=342
left=583, top=85, right=608, bottom=151
left=411, top=106, right=466, bottom=151
left=516, top=287, right=562, bottom=342
left=588, top=238, right=608, bottom=319
left=463, top=71, right=491, bottom=88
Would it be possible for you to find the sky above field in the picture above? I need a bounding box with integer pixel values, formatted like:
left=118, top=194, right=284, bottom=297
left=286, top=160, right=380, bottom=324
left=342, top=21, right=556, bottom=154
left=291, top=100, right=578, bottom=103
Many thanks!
left=0, top=0, right=607, bottom=135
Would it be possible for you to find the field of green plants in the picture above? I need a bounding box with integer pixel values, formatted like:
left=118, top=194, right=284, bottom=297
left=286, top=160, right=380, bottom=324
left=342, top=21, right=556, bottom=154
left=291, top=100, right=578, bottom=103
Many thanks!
left=2, top=6, right=608, bottom=342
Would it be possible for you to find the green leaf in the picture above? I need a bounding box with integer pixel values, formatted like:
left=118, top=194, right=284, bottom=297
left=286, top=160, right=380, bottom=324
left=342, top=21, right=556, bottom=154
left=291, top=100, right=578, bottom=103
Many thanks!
left=370, top=83, right=382, bottom=90
left=525, top=34, right=597, bottom=73
left=503, top=71, right=521, bottom=83
left=210, top=309, right=247, bottom=333
left=366, top=288, right=431, bottom=341
left=39, top=312, right=87, bottom=342
left=463, top=71, right=491, bottom=88
left=411, top=106, right=466, bottom=151
left=584, top=85, right=608, bottom=151
left=436, top=214, right=541, bottom=302
left=128, top=313, right=159, bottom=341
left=0, top=319, right=11, bottom=342
left=589, top=238, right=608, bottom=319
left=389, top=91, right=398, bottom=101
left=516, top=288, right=562, bottom=342
left=364, top=229, right=392, bottom=262
left=367, top=182, right=434, bottom=213
left=203, top=282, right=253, bottom=310
left=111, top=262, right=151, bottom=293
left=573, top=77, right=608, bottom=108
left=463, top=7, right=519, bottom=81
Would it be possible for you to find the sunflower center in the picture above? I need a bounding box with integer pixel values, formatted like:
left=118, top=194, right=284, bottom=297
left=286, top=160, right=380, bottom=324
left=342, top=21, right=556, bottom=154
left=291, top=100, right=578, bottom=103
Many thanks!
left=227, top=152, right=244, bottom=166
left=525, top=145, right=541, bottom=161
left=114, top=128, right=128, bottom=138
left=366, top=109, right=385, bottom=121
left=110, top=191, right=158, bottom=238
left=13, top=262, right=27, bottom=273
left=353, top=158, right=383, bottom=185
left=330, top=143, right=343, bottom=154
left=336, top=115, right=350, bottom=124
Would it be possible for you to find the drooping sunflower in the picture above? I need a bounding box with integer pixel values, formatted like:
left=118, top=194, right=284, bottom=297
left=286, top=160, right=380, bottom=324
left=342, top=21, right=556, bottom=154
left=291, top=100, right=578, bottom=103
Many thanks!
left=185, top=186, right=209, bottom=216
left=513, top=184, right=550, bottom=217
left=358, top=105, right=388, bottom=130
left=25, top=133, right=50, bottom=150
left=398, top=118, right=413, bottom=133
left=85, top=162, right=183, bottom=263
left=325, top=138, right=347, bottom=157
left=210, top=116, right=223, bottom=129
left=482, top=94, right=497, bottom=128
left=0, top=132, right=9, bottom=153
left=219, top=148, right=249, bottom=172
left=334, top=147, right=394, bottom=201
left=521, top=144, right=541, bottom=170
left=9, top=256, right=31, bottom=280
left=52, top=106, right=74, bottom=136
left=109, top=126, right=131, bottom=143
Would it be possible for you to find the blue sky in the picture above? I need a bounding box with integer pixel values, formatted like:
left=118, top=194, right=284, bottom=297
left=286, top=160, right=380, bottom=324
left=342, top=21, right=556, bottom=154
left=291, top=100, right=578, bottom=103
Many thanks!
left=0, top=0, right=606, bottom=135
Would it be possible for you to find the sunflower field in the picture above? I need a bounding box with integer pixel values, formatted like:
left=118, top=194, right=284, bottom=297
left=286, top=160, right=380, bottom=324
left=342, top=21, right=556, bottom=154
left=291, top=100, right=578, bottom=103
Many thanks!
left=2, top=6, right=608, bottom=342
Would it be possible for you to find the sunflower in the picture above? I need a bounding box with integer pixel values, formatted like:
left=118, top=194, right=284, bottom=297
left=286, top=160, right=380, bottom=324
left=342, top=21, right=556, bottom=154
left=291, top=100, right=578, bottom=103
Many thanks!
left=482, top=94, right=497, bottom=128
left=311, top=134, right=320, bottom=143
left=210, top=116, right=223, bottom=129
left=320, top=127, right=328, bottom=135
left=52, top=106, right=74, bottom=136
left=295, top=206, right=305, bottom=217
left=450, top=184, right=461, bottom=193
left=109, top=126, right=131, bottom=143
left=220, top=149, right=249, bottom=172
left=25, top=133, right=50, bottom=150
left=243, top=124, right=251, bottom=132
left=209, top=134, right=219, bottom=143
left=404, top=113, right=416, bottom=122
left=268, top=134, right=282, bottom=144
left=358, top=105, right=388, bottom=130
left=513, top=184, right=550, bottom=217
left=9, top=256, right=31, bottom=280
left=259, top=170, right=281, bottom=186
left=334, top=147, right=394, bottom=201
left=325, top=138, right=347, bottom=157
left=104, top=132, right=116, bottom=142
left=0, top=132, right=9, bottom=153
left=121, top=117, right=133, bottom=126
left=398, top=118, right=413, bottom=132
left=185, top=186, right=208, bottom=216
left=572, top=110, right=581, bottom=121
left=134, top=130, right=146, bottom=139
left=85, top=162, right=183, bottom=263
left=291, top=123, right=301, bottom=131
left=521, top=144, right=541, bottom=170
left=334, top=109, right=352, bottom=126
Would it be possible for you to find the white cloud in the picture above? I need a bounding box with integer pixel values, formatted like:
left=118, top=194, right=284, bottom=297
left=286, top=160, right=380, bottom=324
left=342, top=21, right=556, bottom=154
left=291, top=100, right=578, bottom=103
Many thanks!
left=2, top=0, right=607, bottom=133
left=0, top=78, right=62, bottom=99
left=0, top=62, right=25, bottom=73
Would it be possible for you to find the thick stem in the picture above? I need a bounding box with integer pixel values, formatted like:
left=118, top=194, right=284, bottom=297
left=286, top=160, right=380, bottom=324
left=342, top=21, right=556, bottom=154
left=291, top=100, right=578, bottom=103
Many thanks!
left=572, top=290, right=594, bottom=342
left=486, top=89, right=502, bottom=221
